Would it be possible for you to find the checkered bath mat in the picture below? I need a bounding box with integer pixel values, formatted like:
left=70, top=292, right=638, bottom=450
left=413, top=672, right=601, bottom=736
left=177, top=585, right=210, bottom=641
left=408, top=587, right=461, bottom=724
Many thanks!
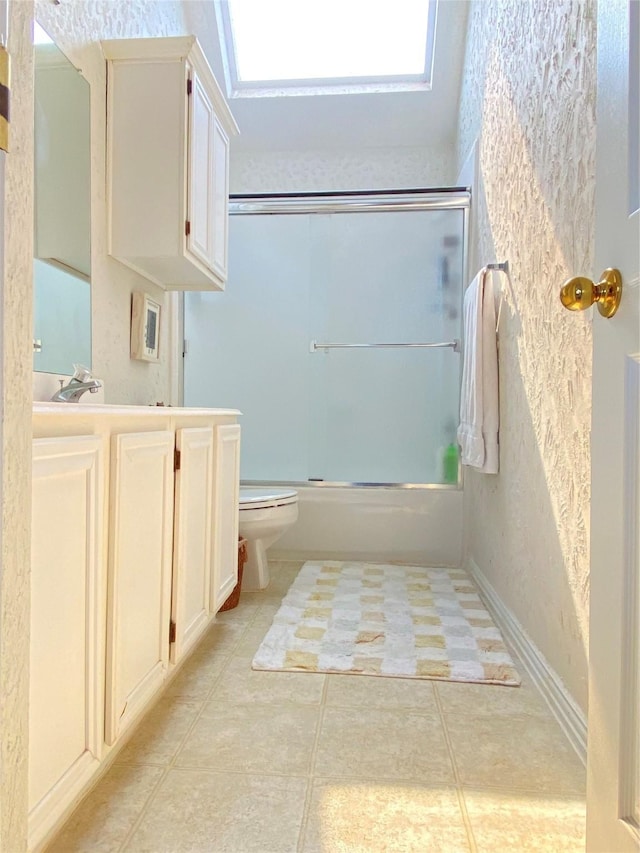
left=252, top=561, right=521, bottom=685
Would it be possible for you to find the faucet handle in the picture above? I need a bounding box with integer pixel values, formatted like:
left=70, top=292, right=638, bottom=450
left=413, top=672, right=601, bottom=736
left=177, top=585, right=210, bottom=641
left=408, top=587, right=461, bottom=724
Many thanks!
left=72, top=363, right=93, bottom=383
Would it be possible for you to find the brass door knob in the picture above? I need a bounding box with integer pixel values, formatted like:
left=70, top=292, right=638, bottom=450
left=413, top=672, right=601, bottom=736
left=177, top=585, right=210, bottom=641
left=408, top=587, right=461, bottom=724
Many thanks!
left=560, top=268, right=622, bottom=318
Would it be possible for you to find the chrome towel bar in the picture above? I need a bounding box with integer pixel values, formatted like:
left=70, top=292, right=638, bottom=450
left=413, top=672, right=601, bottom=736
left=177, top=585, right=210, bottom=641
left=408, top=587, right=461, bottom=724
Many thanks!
left=310, top=340, right=461, bottom=353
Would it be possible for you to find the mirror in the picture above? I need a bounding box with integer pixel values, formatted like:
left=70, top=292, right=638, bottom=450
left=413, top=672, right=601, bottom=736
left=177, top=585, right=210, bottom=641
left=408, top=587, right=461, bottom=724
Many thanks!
left=33, top=21, right=91, bottom=374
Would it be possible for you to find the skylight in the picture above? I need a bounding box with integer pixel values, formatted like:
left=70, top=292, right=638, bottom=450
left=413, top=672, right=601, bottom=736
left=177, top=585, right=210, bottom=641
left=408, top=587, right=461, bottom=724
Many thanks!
left=217, top=0, right=437, bottom=95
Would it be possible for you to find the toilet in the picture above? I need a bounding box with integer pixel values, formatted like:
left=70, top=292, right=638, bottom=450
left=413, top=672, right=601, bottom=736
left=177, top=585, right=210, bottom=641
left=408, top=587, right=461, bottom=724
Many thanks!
left=238, top=487, right=299, bottom=589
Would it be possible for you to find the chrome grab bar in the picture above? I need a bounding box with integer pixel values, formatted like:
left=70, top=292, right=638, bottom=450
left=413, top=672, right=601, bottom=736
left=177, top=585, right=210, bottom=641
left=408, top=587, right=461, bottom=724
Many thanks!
left=310, top=340, right=460, bottom=353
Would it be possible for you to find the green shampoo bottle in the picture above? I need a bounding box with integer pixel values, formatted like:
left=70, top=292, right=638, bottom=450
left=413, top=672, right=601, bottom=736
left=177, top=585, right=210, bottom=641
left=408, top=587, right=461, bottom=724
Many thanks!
left=443, top=443, right=459, bottom=484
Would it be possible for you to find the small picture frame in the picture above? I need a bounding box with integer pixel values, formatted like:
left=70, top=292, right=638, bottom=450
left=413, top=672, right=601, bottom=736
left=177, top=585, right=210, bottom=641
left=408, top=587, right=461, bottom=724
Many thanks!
left=130, top=291, right=161, bottom=362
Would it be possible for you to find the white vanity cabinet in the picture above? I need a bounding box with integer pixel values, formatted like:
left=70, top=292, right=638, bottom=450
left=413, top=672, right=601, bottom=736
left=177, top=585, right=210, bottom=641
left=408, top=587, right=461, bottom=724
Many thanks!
left=171, top=427, right=216, bottom=664
left=30, top=405, right=241, bottom=850
left=211, top=423, right=241, bottom=612
left=29, top=435, right=104, bottom=850
left=171, top=424, right=241, bottom=660
left=103, top=36, right=239, bottom=291
left=105, top=431, right=175, bottom=745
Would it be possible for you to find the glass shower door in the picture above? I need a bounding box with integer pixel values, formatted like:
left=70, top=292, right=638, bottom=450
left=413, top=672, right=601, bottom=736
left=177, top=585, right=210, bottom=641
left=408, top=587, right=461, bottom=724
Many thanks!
left=308, top=207, right=464, bottom=484
left=184, top=191, right=467, bottom=486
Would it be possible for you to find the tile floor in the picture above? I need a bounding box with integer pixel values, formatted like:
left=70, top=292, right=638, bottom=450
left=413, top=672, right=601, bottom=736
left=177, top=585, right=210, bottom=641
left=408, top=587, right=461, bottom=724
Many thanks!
left=47, top=561, right=586, bottom=853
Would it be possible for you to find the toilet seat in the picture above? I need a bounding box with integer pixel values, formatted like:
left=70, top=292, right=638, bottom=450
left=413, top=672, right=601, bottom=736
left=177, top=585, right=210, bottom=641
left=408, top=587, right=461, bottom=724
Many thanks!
left=239, top=487, right=298, bottom=511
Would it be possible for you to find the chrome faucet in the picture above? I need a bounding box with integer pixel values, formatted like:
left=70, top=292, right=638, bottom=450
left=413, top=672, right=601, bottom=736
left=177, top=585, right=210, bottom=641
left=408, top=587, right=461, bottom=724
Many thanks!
left=51, top=365, right=103, bottom=403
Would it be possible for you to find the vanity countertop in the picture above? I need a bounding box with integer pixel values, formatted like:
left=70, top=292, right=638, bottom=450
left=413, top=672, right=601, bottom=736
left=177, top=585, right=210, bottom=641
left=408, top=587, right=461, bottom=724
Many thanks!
left=33, top=402, right=241, bottom=417
left=33, top=402, right=241, bottom=439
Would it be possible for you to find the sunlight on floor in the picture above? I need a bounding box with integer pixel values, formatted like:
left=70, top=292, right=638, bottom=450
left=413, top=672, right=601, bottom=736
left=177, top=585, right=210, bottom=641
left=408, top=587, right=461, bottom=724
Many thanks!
left=310, top=783, right=585, bottom=852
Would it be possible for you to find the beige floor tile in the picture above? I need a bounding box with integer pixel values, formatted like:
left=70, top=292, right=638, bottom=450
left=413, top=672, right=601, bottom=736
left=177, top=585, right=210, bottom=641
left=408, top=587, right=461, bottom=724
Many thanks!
left=197, top=619, right=249, bottom=656
left=267, top=562, right=303, bottom=589
left=234, top=619, right=276, bottom=657
left=463, top=788, right=586, bottom=852
left=325, top=673, right=439, bottom=712
left=215, top=592, right=262, bottom=623
left=435, top=676, right=549, bottom=718
left=314, top=707, right=455, bottom=784
left=254, top=589, right=291, bottom=608
left=46, top=764, right=165, bottom=853
left=215, top=656, right=326, bottom=705
left=268, top=559, right=305, bottom=576
left=445, top=713, right=586, bottom=794
left=115, top=698, right=201, bottom=766
left=175, top=700, right=321, bottom=775
left=125, top=768, right=308, bottom=853
left=251, top=602, right=286, bottom=625
left=164, top=648, right=230, bottom=702
left=241, top=563, right=300, bottom=599
left=238, top=590, right=269, bottom=608
left=302, top=778, right=471, bottom=853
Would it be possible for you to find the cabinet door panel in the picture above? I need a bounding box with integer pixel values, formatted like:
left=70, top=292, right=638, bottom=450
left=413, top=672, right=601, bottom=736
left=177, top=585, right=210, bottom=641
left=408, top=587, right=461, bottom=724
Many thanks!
left=171, top=427, right=214, bottom=663
left=211, top=117, right=230, bottom=281
left=187, top=67, right=215, bottom=271
left=211, top=424, right=241, bottom=612
left=105, top=431, right=174, bottom=745
left=29, top=436, right=104, bottom=849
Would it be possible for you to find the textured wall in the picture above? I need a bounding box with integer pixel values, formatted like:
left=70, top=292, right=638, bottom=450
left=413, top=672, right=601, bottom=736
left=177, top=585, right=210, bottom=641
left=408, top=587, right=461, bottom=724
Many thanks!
left=1, top=3, right=34, bottom=849
left=34, top=0, right=191, bottom=405
left=230, top=146, right=455, bottom=194
left=457, top=0, right=596, bottom=711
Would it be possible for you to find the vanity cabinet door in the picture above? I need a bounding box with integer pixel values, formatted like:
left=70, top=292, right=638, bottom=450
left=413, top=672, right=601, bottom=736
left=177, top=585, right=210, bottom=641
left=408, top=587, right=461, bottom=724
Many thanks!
left=105, top=431, right=175, bottom=746
left=29, top=436, right=104, bottom=850
left=170, top=427, right=215, bottom=664
left=210, top=424, right=241, bottom=612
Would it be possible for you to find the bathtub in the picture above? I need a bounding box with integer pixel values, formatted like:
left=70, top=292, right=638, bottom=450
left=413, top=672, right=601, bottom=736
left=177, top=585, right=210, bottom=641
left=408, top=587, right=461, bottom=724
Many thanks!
left=267, top=485, right=463, bottom=566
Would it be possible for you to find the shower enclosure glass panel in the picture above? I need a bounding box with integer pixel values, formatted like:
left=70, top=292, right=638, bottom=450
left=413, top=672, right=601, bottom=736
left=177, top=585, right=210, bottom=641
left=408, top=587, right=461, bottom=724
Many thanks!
left=184, top=191, right=467, bottom=486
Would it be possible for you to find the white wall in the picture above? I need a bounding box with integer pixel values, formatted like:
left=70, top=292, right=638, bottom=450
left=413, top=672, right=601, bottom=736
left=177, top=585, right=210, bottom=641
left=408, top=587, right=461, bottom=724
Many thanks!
left=230, top=145, right=456, bottom=195
left=457, top=0, right=595, bottom=713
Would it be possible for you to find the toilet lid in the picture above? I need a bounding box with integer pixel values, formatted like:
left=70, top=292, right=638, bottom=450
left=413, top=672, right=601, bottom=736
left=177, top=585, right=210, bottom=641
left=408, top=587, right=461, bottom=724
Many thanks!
left=239, top=487, right=298, bottom=510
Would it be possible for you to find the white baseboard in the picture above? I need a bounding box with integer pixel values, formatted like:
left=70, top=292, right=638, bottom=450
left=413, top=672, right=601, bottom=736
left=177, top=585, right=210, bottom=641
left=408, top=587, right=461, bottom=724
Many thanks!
left=467, top=557, right=587, bottom=767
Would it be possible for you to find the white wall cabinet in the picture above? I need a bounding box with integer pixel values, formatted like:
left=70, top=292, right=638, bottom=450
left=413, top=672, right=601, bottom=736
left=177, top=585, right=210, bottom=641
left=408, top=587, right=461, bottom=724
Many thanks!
left=31, top=405, right=240, bottom=850
left=29, top=436, right=104, bottom=850
left=105, top=431, right=175, bottom=745
left=103, top=36, right=239, bottom=291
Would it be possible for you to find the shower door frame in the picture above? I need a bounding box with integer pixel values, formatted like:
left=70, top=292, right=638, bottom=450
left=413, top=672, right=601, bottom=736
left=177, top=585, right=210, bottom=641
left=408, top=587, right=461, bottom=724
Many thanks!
left=229, top=187, right=470, bottom=491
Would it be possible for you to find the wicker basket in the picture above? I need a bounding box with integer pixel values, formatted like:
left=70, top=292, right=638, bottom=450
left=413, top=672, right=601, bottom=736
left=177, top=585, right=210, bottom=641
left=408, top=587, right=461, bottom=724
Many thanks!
left=219, top=537, right=247, bottom=612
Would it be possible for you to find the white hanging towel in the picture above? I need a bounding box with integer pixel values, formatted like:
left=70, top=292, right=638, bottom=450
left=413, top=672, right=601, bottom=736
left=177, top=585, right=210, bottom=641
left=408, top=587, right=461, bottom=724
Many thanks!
left=457, top=269, right=499, bottom=473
